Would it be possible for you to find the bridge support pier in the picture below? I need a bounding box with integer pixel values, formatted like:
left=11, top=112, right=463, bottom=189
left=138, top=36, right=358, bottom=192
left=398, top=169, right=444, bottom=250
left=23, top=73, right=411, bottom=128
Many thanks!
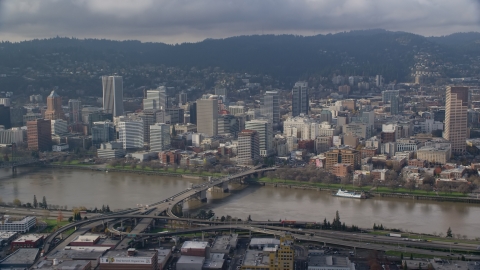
left=199, top=190, right=207, bottom=202
left=222, top=181, right=229, bottom=193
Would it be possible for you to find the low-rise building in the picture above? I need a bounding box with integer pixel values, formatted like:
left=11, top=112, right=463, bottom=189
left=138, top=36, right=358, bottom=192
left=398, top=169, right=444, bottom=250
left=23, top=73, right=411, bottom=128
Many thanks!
left=33, top=259, right=92, bottom=270
left=408, top=159, right=427, bottom=168
left=69, top=235, right=100, bottom=246
left=211, top=234, right=238, bottom=255
left=0, top=216, right=36, bottom=233
left=176, top=255, right=205, bottom=270
left=11, top=234, right=44, bottom=250
left=99, top=248, right=158, bottom=270
left=307, top=254, right=355, bottom=270
left=0, top=248, right=39, bottom=269
left=52, top=143, right=69, bottom=152
left=181, top=241, right=209, bottom=257
left=331, top=163, right=352, bottom=178
left=97, top=142, right=126, bottom=160
left=417, top=145, right=451, bottom=165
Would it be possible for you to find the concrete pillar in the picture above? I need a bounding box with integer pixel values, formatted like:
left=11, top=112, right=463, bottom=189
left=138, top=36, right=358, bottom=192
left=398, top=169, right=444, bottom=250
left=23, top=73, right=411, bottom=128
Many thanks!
left=222, top=181, right=229, bottom=193
left=200, top=190, right=207, bottom=202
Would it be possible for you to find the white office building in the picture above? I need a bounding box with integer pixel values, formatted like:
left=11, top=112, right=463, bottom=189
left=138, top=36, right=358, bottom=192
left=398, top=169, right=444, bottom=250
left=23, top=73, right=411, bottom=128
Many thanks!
left=150, top=123, right=171, bottom=152
left=0, top=216, right=36, bottom=233
left=246, top=120, right=273, bottom=157
left=117, top=119, right=144, bottom=149
left=143, top=87, right=167, bottom=110
left=0, top=127, right=24, bottom=145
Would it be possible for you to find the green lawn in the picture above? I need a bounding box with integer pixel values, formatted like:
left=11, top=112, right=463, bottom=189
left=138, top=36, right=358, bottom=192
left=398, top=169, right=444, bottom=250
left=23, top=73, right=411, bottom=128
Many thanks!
left=258, top=177, right=467, bottom=198
left=42, top=219, right=70, bottom=233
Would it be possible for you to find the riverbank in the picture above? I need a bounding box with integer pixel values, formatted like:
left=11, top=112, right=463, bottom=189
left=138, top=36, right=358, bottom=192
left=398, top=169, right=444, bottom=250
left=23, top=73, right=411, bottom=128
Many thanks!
left=46, top=163, right=216, bottom=179
left=255, top=178, right=480, bottom=204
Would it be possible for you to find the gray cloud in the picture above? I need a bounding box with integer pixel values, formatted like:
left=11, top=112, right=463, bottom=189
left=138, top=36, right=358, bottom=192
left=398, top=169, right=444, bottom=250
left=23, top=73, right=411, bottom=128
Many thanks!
left=0, top=0, right=479, bottom=43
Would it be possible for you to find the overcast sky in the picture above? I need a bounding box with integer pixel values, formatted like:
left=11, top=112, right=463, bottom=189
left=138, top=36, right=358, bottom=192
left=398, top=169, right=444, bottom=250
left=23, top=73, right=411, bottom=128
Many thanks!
left=0, top=0, right=479, bottom=43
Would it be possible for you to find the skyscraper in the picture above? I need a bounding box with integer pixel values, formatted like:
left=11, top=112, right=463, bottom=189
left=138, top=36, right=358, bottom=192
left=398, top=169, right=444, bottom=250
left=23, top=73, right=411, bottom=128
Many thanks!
left=246, top=120, right=273, bottom=157
left=390, top=94, right=400, bottom=115
left=196, top=98, right=218, bottom=136
left=178, top=91, right=188, bottom=105
left=292, top=81, right=309, bottom=117
left=102, top=76, right=124, bottom=117
left=68, top=99, right=82, bottom=124
left=0, top=105, right=11, bottom=129
left=150, top=123, right=171, bottom=151
left=444, top=86, right=468, bottom=155
left=27, top=119, right=51, bottom=151
left=261, top=91, right=280, bottom=126
left=143, top=87, right=167, bottom=110
left=237, top=130, right=260, bottom=165
left=91, top=121, right=115, bottom=146
left=45, top=90, right=65, bottom=120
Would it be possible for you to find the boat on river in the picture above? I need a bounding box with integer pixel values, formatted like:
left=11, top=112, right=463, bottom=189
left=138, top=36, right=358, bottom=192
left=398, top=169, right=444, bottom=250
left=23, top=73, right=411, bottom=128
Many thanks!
left=334, top=189, right=366, bottom=199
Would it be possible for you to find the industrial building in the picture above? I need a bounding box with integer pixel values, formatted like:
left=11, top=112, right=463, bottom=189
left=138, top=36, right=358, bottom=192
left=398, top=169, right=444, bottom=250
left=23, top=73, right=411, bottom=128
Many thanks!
left=99, top=248, right=158, bottom=270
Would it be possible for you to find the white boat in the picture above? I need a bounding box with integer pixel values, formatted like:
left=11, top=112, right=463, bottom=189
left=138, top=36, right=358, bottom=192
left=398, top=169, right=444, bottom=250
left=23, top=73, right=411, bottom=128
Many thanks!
left=334, top=189, right=365, bottom=199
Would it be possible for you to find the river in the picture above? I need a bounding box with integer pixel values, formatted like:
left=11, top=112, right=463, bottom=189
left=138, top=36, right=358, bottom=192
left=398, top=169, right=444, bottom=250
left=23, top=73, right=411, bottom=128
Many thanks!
left=1, top=167, right=479, bottom=238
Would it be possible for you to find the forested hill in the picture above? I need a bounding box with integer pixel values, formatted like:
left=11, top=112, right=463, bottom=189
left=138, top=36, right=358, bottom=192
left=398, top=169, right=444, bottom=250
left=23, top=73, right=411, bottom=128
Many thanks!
left=0, top=30, right=478, bottom=85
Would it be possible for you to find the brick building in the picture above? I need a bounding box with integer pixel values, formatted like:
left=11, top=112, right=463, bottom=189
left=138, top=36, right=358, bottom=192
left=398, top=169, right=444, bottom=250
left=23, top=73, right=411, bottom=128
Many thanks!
left=27, top=119, right=52, bottom=151
left=331, top=163, right=352, bottom=178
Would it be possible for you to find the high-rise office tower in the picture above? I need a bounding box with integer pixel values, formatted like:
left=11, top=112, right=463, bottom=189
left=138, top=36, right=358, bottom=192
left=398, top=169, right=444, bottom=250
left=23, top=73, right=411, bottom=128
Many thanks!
left=292, top=81, right=309, bottom=117
left=68, top=99, right=82, bottom=124
left=390, top=94, right=400, bottom=115
left=143, top=87, right=167, bottom=110
left=196, top=98, right=218, bottom=136
left=44, top=90, right=65, bottom=120
left=150, top=123, right=171, bottom=151
left=27, top=119, right=51, bottom=151
left=261, top=91, right=279, bottom=125
left=237, top=130, right=260, bottom=165
left=246, top=120, right=273, bottom=157
left=0, top=105, right=11, bottom=129
left=376, top=75, right=384, bottom=88
left=51, top=119, right=68, bottom=135
left=188, top=102, right=197, bottom=125
left=102, top=76, right=124, bottom=117
left=178, top=91, right=188, bottom=106
left=139, top=110, right=162, bottom=143
left=444, top=86, right=468, bottom=155
left=217, top=114, right=239, bottom=136
left=117, top=119, right=144, bottom=149
left=92, top=121, right=116, bottom=146
left=215, top=88, right=227, bottom=103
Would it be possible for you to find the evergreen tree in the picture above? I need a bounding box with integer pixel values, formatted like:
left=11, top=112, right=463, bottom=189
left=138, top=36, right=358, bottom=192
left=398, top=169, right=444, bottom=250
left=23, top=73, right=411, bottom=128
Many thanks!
left=446, top=227, right=453, bottom=238
left=106, top=205, right=110, bottom=212
left=373, top=223, right=377, bottom=230
left=42, top=196, right=47, bottom=209
left=410, top=254, right=413, bottom=260
left=323, top=218, right=328, bottom=229
left=33, top=195, right=38, bottom=209
left=247, top=215, right=252, bottom=222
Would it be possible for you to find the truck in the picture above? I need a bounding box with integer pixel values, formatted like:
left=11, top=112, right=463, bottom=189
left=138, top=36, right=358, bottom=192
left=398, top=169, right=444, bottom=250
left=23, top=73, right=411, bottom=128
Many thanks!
left=389, top=233, right=402, bottom=238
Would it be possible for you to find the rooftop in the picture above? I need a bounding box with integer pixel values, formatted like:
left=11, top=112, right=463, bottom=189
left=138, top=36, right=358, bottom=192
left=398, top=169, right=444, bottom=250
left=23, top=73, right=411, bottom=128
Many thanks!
left=243, top=250, right=270, bottom=267
left=177, top=255, right=205, bottom=264
left=308, top=255, right=352, bottom=268
left=49, top=248, right=106, bottom=261
left=0, top=248, right=39, bottom=266
left=250, top=238, right=280, bottom=246
left=33, top=259, right=91, bottom=269
left=71, top=235, right=99, bottom=243
left=182, top=241, right=209, bottom=250
left=12, top=234, right=44, bottom=243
